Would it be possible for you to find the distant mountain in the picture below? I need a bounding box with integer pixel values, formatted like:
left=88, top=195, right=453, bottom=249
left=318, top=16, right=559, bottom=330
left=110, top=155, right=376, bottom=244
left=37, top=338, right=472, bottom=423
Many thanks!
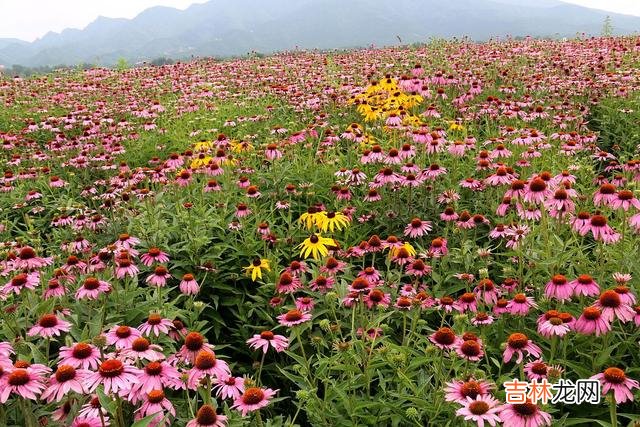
left=1, top=0, right=639, bottom=67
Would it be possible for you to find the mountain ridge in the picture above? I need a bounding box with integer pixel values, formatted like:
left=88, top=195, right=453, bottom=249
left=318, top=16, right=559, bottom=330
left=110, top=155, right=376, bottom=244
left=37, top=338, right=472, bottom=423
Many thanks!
left=1, top=0, right=638, bottom=67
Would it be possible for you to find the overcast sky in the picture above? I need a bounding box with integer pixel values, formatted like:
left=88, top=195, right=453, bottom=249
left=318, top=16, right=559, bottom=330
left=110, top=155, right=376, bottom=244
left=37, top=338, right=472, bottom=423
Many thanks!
left=0, top=0, right=639, bottom=41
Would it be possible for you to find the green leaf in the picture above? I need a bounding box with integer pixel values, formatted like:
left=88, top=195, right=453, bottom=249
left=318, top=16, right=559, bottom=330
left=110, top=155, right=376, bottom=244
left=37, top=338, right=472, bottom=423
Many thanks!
left=131, top=413, right=163, bottom=427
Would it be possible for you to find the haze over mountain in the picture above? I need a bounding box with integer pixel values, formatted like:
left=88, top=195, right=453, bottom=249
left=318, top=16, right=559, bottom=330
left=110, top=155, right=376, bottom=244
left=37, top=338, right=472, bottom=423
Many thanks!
left=0, top=0, right=638, bottom=67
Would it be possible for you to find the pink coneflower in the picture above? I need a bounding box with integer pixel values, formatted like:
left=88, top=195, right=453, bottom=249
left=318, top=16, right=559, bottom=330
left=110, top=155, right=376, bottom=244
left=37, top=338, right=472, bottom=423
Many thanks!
left=456, top=395, right=502, bottom=427
left=295, top=296, right=315, bottom=312
left=76, top=277, right=111, bottom=300
left=214, top=376, right=245, bottom=400
left=455, top=293, right=478, bottom=313
left=363, top=288, right=391, bottom=309
left=460, top=177, right=484, bottom=190
left=275, top=272, right=302, bottom=294
left=474, top=279, right=499, bottom=305
left=139, top=314, right=173, bottom=337
left=358, top=266, right=382, bottom=284
left=612, top=272, right=632, bottom=285
left=130, top=361, right=182, bottom=396
left=232, top=386, right=277, bottom=416
left=406, top=259, right=432, bottom=276
left=524, top=360, right=561, bottom=381
left=277, top=309, right=311, bottom=327
left=506, top=294, right=537, bottom=316
left=348, top=276, right=372, bottom=294
left=265, top=143, right=282, bottom=160
left=610, top=190, right=640, bottom=211
left=0, top=367, right=47, bottom=402
left=429, top=327, right=459, bottom=350
left=499, top=402, right=552, bottom=427
left=140, top=247, right=170, bottom=266
left=309, top=275, right=335, bottom=292
left=136, top=389, right=176, bottom=423
left=440, top=207, right=459, bottom=222
left=404, top=218, right=432, bottom=238
left=115, top=233, right=140, bottom=250
left=591, top=367, right=639, bottom=404
left=523, top=178, right=551, bottom=204
left=70, top=416, right=106, bottom=427
left=570, top=274, right=600, bottom=297
left=594, top=290, right=635, bottom=323
left=106, top=325, right=142, bottom=349
left=581, top=214, right=620, bottom=244
left=146, top=265, right=172, bottom=287
left=574, top=306, right=611, bottom=336
left=544, top=274, right=573, bottom=301
left=503, top=333, right=542, bottom=364
left=593, top=183, right=617, bottom=207
left=429, top=237, right=448, bottom=257
left=179, top=273, right=200, bottom=295
left=14, top=246, right=52, bottom=270
left=114, top=255, right=139, bottom=279
left=121, top=337, right=165, bottom=362
left=2, top=272, right=39, bottom=295
left=43, top=279, right=66, bottom=299
left=27, top=313, right=71, bottom=338
left=538, top=316, right=571, bottom=338
left=176, top=332, right=215, bottom=364
left=41, top=365, right=90, bottom=402
left=613, top=285, right=636, bottom=305
left=472, top=312, right=495, bottom=326
left=444, top=379, right=494, bottom=404
left=187, top=404, right=228, bottom=427
left=86, top=359, right=140, bottom=395
left=285, top=260, right=309, bottom=277
left=247, top=330, right=289, bottom=353
left=235, top=203, right=251, bottom=218
left=59, top=343, right=101, bottom=369
left=455, top=338, right=484, bottom=362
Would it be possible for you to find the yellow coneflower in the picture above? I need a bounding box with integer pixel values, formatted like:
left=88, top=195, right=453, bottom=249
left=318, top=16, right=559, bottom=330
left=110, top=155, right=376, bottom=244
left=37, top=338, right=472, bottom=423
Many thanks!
left=448, top=120, right=466, bottom=131
left=194, top=141, right=213, bottom=152
left=190, top=156, right=213, bottom=169
left=244, top=258, right=271, bottom=282
left=299, top=207, right=323, bottom=230
left=379, top=77, right=399, bottom=92
left=298, top=233, right=336, bottom=260
left=389, top=242, right=416, bottom=258
left=231, top=140, right=253, bottom=153
left=317, top=211, right=350, bottom=233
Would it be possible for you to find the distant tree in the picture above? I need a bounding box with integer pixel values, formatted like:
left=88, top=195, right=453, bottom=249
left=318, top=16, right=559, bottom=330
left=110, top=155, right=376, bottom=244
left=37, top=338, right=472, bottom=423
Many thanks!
left=602, top=15, right=613, bottom=37
left=116, top=58, right=130, bottom=70
left=150, top=57, right=174, bottom=66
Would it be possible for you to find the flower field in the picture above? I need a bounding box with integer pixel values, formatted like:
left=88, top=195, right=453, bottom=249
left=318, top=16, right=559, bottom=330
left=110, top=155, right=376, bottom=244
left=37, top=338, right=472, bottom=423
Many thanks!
left=1, top=36, right=640, bottom=426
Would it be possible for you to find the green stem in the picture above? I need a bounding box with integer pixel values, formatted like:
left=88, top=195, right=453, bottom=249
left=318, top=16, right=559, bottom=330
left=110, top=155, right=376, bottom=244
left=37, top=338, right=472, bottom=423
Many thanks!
left=610, top=395, right=618, bottom=427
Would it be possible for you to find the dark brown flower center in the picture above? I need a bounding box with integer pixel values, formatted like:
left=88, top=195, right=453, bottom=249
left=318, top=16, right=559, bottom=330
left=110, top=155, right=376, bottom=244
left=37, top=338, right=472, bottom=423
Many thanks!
left=72, top=343, right=93, bottom=359
left=599, top=290, right=621, bottom=308
left=147, top=389, right=165, bottom=403
left=39, top=314, right=58, bottom=328
left=55, top=365, right=76, bottom=382
left=185, top=332, right=205, bottom=351
left=195, top=351, right=217, bottom=370
left=8, top=369, right=30, bottom=386
left=196, top=404, right=219, bottom=425
left=460, top=340, right=481, bottom=357
left=284, top=309, right=303, bottom=322
left=433, top=327, right=456, bottom=345
left=99, top=359, right=124, bottom=378
left=242, top=387, right=265, bottom=405
left=604, top=367, right=626, bottom=384
left=145, top=361, right=163, bottom=376
left=507, top=333, right=528, bottom=349
left=469, top=400, right=490, bottom=415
